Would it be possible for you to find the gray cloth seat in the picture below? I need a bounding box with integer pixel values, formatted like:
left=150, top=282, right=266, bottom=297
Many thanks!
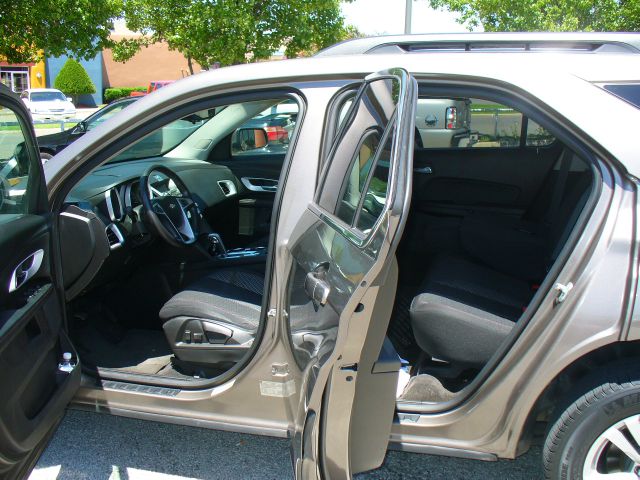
left=410, top=254, right=534, bottom=369
left=409, top=159, right=592, bottom=370
left=160, top=266, right=265, bottom=334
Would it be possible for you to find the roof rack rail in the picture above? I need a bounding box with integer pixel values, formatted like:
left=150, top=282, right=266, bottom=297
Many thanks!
left=315, top=33, right=640, bottom=57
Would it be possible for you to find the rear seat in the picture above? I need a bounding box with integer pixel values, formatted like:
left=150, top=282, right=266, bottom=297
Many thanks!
left=409, top=153, right=591, bottom=369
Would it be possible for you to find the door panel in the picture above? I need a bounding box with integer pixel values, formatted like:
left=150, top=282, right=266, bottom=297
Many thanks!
left=216, top=150, right=287, bottom=247
left=413, top=146, right=559, bottom=215
left=0, top=86, right=78, bottom=478
left=286, top=68, right=416, bottom=478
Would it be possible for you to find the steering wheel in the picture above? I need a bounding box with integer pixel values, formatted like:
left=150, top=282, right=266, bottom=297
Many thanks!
left=139, top=165, right=200, bottom=247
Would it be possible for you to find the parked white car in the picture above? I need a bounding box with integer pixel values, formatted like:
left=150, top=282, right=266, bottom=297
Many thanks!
left=19, top=88, right=76, bottom=120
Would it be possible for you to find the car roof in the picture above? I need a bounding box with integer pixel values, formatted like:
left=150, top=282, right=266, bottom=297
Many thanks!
left=46, top=50, right=640, bottom=188
left=315, top=32, right=640, bottom=57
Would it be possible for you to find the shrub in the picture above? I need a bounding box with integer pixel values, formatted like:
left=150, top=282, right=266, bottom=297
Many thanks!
left=54, top=59, right=96, bottom=104
left=103, top=87, right=146, bottom=103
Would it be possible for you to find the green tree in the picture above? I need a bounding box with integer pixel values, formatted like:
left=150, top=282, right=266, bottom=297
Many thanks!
left=54, top=59, right=96, bottom=104
left=112, top=0, right=355, bottom=73
left=0, top=0, right=123, bottom=63
left=426, top=0, right=640, bottom=31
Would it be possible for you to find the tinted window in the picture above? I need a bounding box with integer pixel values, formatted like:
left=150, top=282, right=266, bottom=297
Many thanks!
left=0, top=106, right=34, bottom=214
left=416, top=97, right=523, bottom=148
left=604, top=84, right=640, bottom=109
left=526, top=119, right=555, bottom=147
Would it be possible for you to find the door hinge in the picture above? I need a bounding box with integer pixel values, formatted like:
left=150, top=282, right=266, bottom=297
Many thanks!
left=554, top=282, right=574, bottom=304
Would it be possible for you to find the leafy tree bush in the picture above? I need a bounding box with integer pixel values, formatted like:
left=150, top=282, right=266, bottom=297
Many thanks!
left=54, top=59, right=96, bottom=104
left=103, top=87, right=146, bottom=103
left=426, top=0, right=640, bottom=31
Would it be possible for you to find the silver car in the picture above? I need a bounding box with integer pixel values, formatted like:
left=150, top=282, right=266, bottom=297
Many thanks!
left=1, top=32, right=640, bottom=480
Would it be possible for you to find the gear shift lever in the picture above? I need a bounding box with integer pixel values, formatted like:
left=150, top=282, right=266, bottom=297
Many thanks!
left=207, top=233, right=227, bottom=256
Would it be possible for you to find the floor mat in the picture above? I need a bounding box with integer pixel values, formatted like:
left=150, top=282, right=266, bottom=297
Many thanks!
left=398, top=374, right=456, bottom=403
left=74, top=321, right=172, bottom=374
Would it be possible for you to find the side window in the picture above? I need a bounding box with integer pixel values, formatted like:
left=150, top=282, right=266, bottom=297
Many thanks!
left=231, top=99, right=298, bottom=156
left=526, top=119, right=556, bottom=146
left=318, top=76, right=399, bottom=233
left=337, top=129, right=381, bottom=225
left=356, top=129, right=393, bottom=231
left=0, top=105, right=35, bottom=214
left=416, top=97, right=523, bottom=148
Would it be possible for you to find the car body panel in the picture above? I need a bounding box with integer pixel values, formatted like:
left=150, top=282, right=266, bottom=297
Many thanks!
left=29, top=41, right=640, bottom=473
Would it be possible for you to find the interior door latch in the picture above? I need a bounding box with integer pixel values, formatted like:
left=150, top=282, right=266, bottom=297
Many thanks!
left=554, top=282, right=574, bottom=304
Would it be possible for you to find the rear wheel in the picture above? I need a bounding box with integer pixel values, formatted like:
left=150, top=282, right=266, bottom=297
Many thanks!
left=543, top=372, right=640, bottom=479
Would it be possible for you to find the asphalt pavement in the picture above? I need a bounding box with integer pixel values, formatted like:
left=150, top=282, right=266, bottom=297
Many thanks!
left=29, top=409, right=542, bottom=479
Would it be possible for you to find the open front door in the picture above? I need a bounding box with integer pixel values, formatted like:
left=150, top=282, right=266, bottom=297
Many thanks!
left=286, top=69, right=416, bottom=479
left=0, top=86, right=80, bottom=479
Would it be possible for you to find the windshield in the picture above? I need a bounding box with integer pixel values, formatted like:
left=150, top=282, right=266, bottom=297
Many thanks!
left=86, top=100, right=136, bottom=131
left=30, top=91, right=67, bottom=102
left=107, top=109, right=216, bottom=163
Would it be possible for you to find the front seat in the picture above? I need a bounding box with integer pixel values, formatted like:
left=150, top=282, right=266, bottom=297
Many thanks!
left=160, top=265, right=265, bottom=365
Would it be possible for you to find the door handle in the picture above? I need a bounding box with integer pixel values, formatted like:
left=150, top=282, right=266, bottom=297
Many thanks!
left=414, top=166, right=433, bottom=174
left=9, top=249, right=44, bottom=293
left=241, top=177, right=278, bottom=193
left=304, top=264, right=331, bottom=306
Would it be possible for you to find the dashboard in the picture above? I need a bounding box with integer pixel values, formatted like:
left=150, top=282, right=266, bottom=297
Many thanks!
left=60, top=157, right=240, bottom=299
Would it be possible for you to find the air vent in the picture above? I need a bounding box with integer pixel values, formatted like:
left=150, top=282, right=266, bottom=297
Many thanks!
left=105, top=224, right=124, bottom=250
left=218, top=180, right=237, bottom=197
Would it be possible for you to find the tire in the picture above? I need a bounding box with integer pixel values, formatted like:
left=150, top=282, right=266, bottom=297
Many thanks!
left=543, top=370, right=640, bottom=479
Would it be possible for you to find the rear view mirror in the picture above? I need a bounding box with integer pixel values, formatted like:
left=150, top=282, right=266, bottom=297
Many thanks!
left=231, top=128, right=268, bottom=153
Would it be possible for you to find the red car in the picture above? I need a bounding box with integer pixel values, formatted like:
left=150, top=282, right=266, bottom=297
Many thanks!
left=130, top=80, right=175, bottom=97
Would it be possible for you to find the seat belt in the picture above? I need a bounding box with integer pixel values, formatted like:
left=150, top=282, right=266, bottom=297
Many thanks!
left=544, top=150, right=572, bottom=227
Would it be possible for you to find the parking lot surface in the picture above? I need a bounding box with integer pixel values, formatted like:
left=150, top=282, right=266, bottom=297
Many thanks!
left=29, top=410, right=542, bottom=479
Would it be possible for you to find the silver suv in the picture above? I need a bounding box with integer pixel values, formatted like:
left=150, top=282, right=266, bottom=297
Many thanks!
left=2, top=32, right=640, bottom=480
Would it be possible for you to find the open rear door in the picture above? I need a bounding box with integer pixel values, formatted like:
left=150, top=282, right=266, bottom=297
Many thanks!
left=286, top=69, right=416, bottom=479
left=0, top=86, right=80, bottom=479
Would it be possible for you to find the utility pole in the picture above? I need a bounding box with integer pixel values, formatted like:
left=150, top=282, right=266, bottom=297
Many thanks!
left=404, top=0, right=412, bottom=34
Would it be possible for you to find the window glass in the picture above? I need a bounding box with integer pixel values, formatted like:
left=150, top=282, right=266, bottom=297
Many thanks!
left=108, top=109, right=214, bottom=163
left=318, top=76, right=398, bottom=231
left=603, top=84, right=640, bottom=109
left=30, top=91, right=67, bottom=102
left=0, top=106, right=33, bottom=214
left=89, top=97, right=297, bottom=165
left=416, top=97, right=522, bottom=148
left=526, top=119, right=555, bottom=146
left=231, top=99, right=298, bottom=156
left=86, top=101, right=133, bottom=131
left=337, top=130, right=380, bottom=225
left=356, top=129, right=393, bottom=231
